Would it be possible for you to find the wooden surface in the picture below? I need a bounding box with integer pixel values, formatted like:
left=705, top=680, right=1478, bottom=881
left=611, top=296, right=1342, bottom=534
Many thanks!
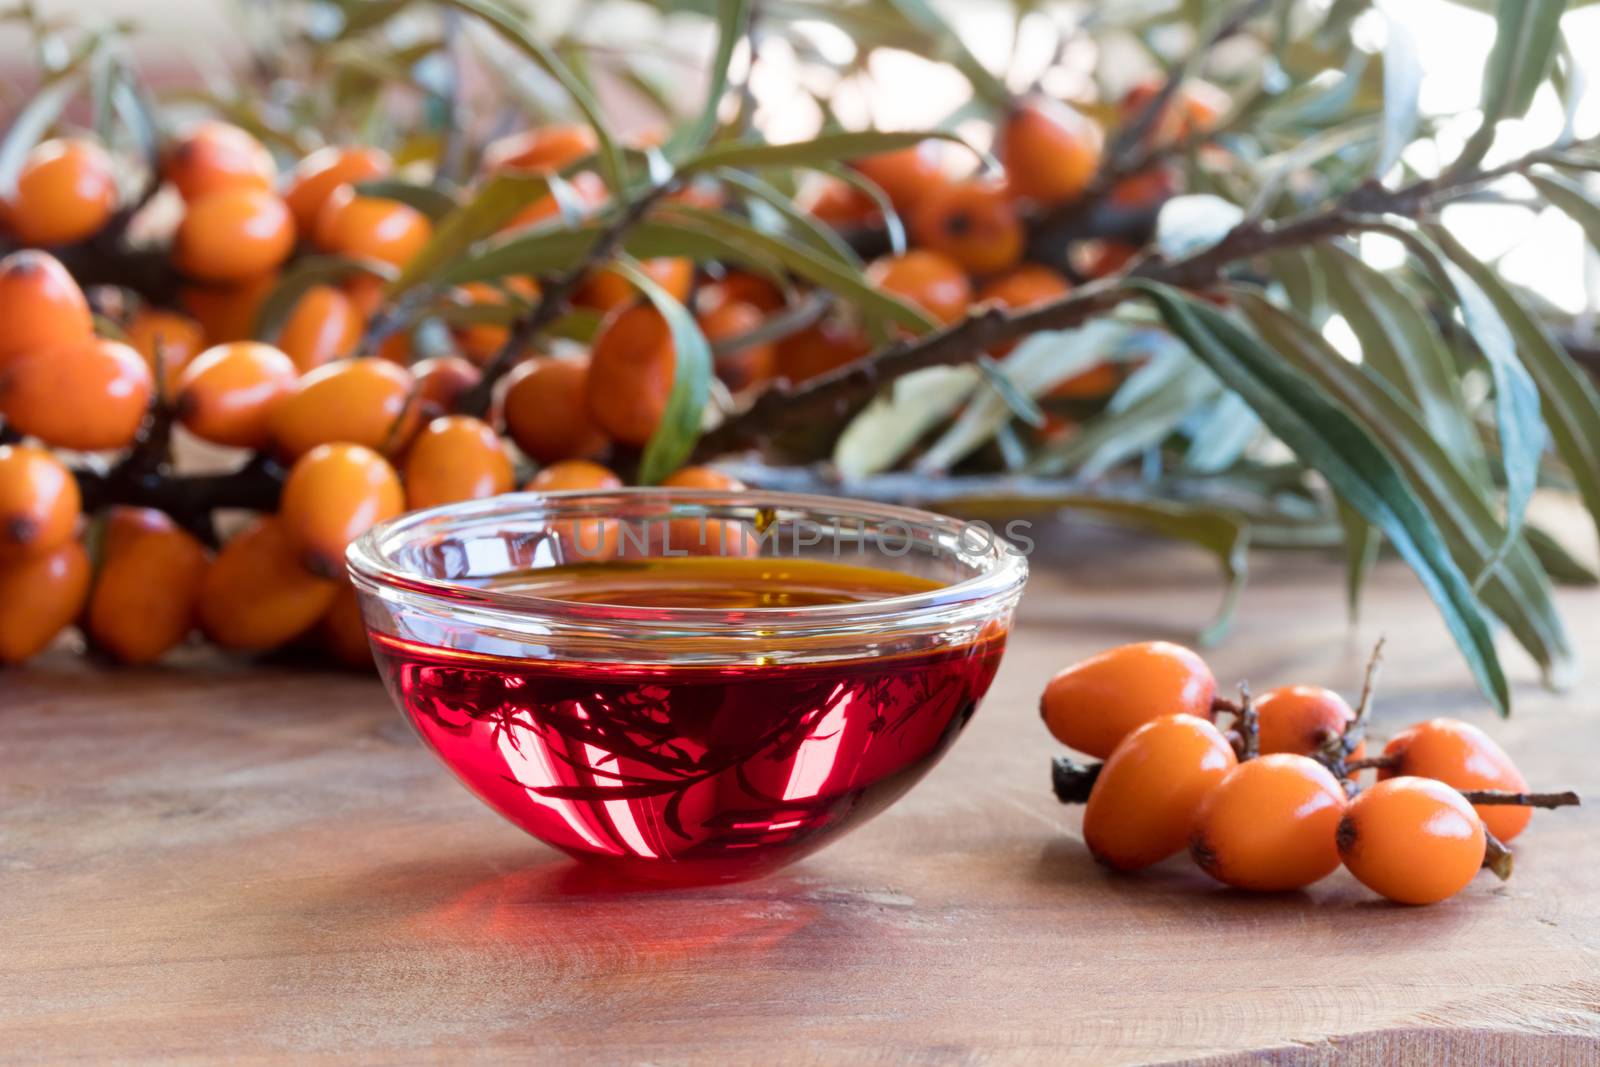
left=4, top=528, right=1600, bottom=1065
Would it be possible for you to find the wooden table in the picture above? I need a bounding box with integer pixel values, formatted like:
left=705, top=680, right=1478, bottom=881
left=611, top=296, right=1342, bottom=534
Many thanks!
left=4, top=530, right=1599, bottom=1065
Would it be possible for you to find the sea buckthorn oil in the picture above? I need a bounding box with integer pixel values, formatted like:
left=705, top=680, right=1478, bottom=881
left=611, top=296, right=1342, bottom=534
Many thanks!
left=371, top=557, right=1007, bottom=882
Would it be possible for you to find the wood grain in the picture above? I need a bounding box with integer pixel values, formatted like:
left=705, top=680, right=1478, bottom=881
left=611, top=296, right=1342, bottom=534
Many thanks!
left=3, top=526, right=1599, bottom=1065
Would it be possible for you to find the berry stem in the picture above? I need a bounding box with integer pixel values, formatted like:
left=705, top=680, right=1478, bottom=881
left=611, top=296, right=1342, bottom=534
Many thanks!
left=1460, top=789, right=1581, bottom=809
left=1233, top=682, right=1258, bottom=761
left=1050, top=756, right=1102, bottom=804
left=1483, top=830, right=1514, bottom=881
left=1343, top=755, right=1399, bottom=772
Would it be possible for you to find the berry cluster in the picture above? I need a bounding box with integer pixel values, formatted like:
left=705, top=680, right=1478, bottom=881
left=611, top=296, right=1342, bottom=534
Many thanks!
left=1042, top=641, right=1579, bottom=905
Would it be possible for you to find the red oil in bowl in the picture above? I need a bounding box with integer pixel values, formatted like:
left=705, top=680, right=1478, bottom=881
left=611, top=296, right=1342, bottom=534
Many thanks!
left=371, top=557, right=1007, bottom=883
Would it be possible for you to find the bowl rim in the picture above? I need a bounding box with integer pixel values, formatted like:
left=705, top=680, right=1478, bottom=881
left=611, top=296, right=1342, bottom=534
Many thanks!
left=347, top=487, right=1028, bottom=634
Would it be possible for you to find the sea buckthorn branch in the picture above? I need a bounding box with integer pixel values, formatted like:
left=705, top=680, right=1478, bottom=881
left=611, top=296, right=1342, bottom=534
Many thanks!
left=1460, top=789, right=1581, bottom=809
left=694, top=137, right=1592, bottom=461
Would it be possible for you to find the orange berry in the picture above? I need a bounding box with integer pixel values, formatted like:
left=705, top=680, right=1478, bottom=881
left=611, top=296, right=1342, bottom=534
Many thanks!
left=1041, top=641, right=1216, bottom=759
left=1256, top=685, right=1363, bottom=759
left=1119, top=80, right=1228, bottom=149
left=268, top=357, right=415, bottom=459
left=4, top=138, right=117, bottom=246
left=196, top=516, right=336, bottom=651
left=125, top=308, right=206, bottom=394
left=403, top=415, right=513, bottom=510
left=977, top=264, right=1071, bottom=357
left=911, top=179, right=1024, bottom=275
left=412, top=355, right=481, bottom=422
left=802, top=179, right=880, bottom=229
left=174, top=341, right=298, bottom=448
left=1079, top=239, right=1139, bottom=280
left=586, top=304, right=676, bottom=448
left=774, top=320, right=871, bottom=385
left=318, top=581, right=373, bottom=670
left=280, top=443, right=404, bottom=577
left=179, top=272, right=278, bottom=345
left=0, top=338, right=153, bottom=451
left=175, top=188, right=295, bottom=282
left=162, top=121, right=275, bottom=202
left=505, top=170, right=608, bottom=231
left=0, top=250, right=95, bottom=368
left=698, top=299, right=775, bottom=393
left=866, top=250, right=972, bottom=325
left=1379, top=718, right=1532, bottom=842
left=1083, top=714, right=1237, bottom=871
left=451, top=277, right=541, bottom=364
left=526, top=459, right=622, bottom=492
left=851, top=142, right=947, bottom=214
left=701, top=272, right=785, bottom=314
left=85, top=508, right=208, bottom=664
left=501, top=356, right=609, bottom=465
left=283, top=145, right=391, bottom=232
left=314, top=186, right=432, bottom=268
left=573, top=258, right=693, bottom=314
left=0, top=444, right=79, bottom=559
left=341, top=272, right=387, bottom=319
left=1189, top=754, right=1347, bottom=891
left=1046, top=362, right=1123, bottom=401
left=660, top=466, right=745, bottom=491
left=0, top=539, right=89, bottom=663
left=276, top=284, right=363, bottom=372
left=1338, top=777, right=1486, bottom=905
left=1108, top=166, right=1179, bottom=210
left=997, top=99, right=1103, bottom=205
left=482, top=125, right=598, bottom=174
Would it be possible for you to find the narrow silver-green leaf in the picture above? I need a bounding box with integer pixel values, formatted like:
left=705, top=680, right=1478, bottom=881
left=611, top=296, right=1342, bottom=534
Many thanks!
left=1481, top=0, right=1566, bottom=120
left=1137, top=281, right=1510, bottom=714
left=666, top=0, right=751, bottom=158
left=353, top=178, right=459, bottom=221
left=1525, top=524, right=1599, bottom=586
left=1334, top=496, right=1381, bottom=621
left=387, top=171, right=551, bottom=297
left=833, top=366, right=980, bottom=479
left=1529, top=170, right=1600, bottom=253
left=717, top=168, right=861, bottom=267
left=616, top=257, right=712, bottom=485
left=1377, top=11, right=1422, bottom=176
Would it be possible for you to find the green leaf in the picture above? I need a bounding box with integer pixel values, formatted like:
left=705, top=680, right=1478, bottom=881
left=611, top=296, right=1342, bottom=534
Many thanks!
left=1236, top=290, right=1572, bottom=689
left=1524, top=524, right=1599, bottom=586
left=716, top=168, right=861, bottom=267
left=1529, top=169, right=1600, bottom=253
left=1136, top=281, right=1511, bottom=714
left=1377, top=11, right=1422, bottom=177
left=975, top=355, right=1046, bottom=428
left=1335, top=497, right=1381, bottom=621
left=615, top=257, right=712, bottom=485
left=1184, top=391, right=1262, bottom=474
left=254, top=256, right=396, bottom=343
left=823, top=162, right=907, bottom=255
left=1481, top=0, right=1566, bottom=121
left=352, top=178, right=459, bottom=221
left=833, top=366, right=980, bottom=479
left=1428, top=225, right=1600, bottom=555
left=387, top=171, right=551, bottom=297
left=438, top=0, right=627, bottom=194
left=666, top=0, right=751, bottom=159
left=679, top=129, right=970, bottom=175
left=0, top=70, right=83, bottom=197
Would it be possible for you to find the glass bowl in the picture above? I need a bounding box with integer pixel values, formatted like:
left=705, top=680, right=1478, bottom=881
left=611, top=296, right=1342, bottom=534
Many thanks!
left=348, top=488, right=1027, bottom=884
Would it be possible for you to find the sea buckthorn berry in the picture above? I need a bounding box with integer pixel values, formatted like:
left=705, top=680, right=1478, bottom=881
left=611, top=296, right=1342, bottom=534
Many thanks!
left=573, top=258, right=693, bottom=314
left=1120, top=80, right=1228, bottom=149
left=174, top=341, right=298, bottom=448
left=851, top=142, right=947, bottom=214
left=1256, top=685, right=1362, bottom=759
left=803, top=179, right=881, bottom=229
left=0, top=338, right=153, bottom=451
left=1189, top=754, right=1347, bottom=892
left=586, top=304, right=676, bottom=448
left=314, top=186, right=432, bottom=268
left=976, top=264, right=1070, bottom=356
left=452, top=277, right=541, bottom=363
left=403, top=415, right=513, bottom=510
left=0, top=540, right=90, bottom=663
left=277, top=284, right=363, bottom=372
left=501, top=356, right=609, bottom=465
left=1337, top=777, right=1486, bottom=905
left=1379, top=718, right=1532, bottom=842
left=267, top=357, right=415, bottom=460
left=700, top=271, right=785, bottom=314
left=4, top=138, right=118, bottom=246
left=1041, top=641, right=1216, bottom=759
left=1078, top=239, right=1138, bottom=280
left=699, top=299, right=775, bottom=392
left=175, top=188, right=296, bottom=282
left=1108, top=166, right=1180, bottom=210
left=0, top=444, right=79, bottom=559
left=86, top=508, right=208, bottom=665
left=280, top=443, right=404, bottom=577
left=526, top=460, right=623, bottom=492
left=412, top=355, right=482, bottom=422
left=483, top=125, right=599, bottom=174
left=126, top=308, right=206, bottom=394
left=774, top=320, right=871, bottom=385
left=162, top=121, right=275, bottom=202
left=196, top=516, right=337, bottom=650
left=1046, top=363, right=1122, bottom=401
left=1083, top=714, right=1238, bottom=871
left=661, top=466, right=745, bottom=491
left=996, top=99, right=1103, bottom=205
left=179, top=272, right=278, bottom=344
left=283, top=145, right=391, bottom=232
left=911, top=178, right=1024, bottom=276
left=318, top=582, right=373, bottom=670
left=0, top=250, right=95, bottom=368
left=866, top=250, right=972, bottom=326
